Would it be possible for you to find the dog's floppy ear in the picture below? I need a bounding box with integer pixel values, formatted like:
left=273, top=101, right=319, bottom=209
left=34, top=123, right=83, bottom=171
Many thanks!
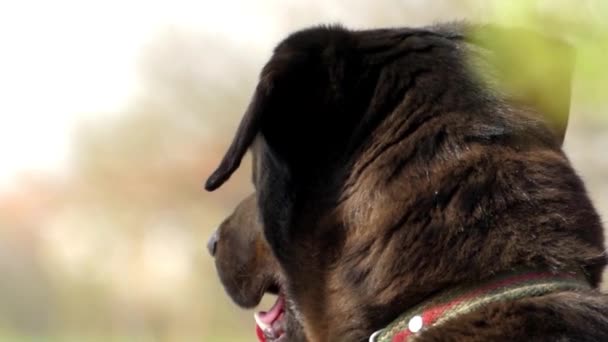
left=205, top=76, right=272, bottom=191
left=469, top=26, right=575, bottom=145
left=206, top=26, right=360, bottom=191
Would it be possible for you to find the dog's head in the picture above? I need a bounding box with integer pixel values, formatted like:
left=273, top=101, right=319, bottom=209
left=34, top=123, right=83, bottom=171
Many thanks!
left=206, top=24, right=605, bottom=341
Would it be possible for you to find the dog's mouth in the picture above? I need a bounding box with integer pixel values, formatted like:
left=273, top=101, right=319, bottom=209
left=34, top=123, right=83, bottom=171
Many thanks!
left=254, top=283, right=287, bottom=342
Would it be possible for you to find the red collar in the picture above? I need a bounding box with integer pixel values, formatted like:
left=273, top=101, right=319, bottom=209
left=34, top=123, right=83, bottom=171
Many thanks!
left=371, top=269, right=590, bottom=342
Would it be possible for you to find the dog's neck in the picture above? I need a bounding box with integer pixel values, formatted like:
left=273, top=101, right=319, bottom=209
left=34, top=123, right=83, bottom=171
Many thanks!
left=369, top=268, right=590, bottom=342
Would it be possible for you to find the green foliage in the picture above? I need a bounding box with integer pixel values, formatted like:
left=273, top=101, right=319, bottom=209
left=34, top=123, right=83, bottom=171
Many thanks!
left=467, top=0, right=608, bottom=110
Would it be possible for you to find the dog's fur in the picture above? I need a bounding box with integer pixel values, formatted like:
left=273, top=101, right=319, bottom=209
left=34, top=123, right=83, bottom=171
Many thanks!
left=207, top=23, right=608, bottom=341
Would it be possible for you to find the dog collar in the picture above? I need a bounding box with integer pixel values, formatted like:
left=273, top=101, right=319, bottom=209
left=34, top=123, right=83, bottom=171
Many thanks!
left=369, top=269, right=590, bottom=342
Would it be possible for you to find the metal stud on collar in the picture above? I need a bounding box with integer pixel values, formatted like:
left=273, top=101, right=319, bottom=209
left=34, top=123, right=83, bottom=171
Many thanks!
left=369, top=329, right=383, bottom=342
left=408, top=315, right=424, bottom=333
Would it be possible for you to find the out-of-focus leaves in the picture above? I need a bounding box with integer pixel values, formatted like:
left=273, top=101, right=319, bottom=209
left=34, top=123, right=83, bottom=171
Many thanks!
left=466, top=0, right=608, bottom=118
left=467, top=25, right=575, bottom=138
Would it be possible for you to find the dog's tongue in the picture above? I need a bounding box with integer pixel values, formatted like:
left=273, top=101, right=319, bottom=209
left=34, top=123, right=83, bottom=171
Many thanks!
left=254, top=294, right=285, bottom=342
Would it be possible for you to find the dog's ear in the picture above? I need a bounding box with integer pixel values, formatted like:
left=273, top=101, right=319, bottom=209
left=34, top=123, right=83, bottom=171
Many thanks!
left=205, top=75, right=272, bottom=191
left=206, top=26, right=360, bottom=191
left=469, top=26, right=575, bottom=145
left=204, top=49, right=316, bottom=192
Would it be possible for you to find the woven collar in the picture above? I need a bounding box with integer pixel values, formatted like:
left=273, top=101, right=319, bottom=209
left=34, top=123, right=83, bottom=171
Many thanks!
left=370, top=269, right=590, bottom=342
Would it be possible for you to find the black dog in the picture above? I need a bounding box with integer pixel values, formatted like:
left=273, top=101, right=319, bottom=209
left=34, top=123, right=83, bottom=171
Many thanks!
left=207, top=23, right=608, bottom=341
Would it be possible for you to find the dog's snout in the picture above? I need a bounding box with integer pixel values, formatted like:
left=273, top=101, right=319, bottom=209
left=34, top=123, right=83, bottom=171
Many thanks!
left=207, top=229, right=219, bottom=256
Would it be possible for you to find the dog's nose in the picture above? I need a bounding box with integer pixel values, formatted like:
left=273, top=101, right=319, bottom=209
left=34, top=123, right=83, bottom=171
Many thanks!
left=207, top=229, right=219, bottom=256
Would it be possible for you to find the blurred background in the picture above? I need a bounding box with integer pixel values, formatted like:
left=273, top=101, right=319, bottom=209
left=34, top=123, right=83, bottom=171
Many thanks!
left=0, top=1, right=606, bottom=341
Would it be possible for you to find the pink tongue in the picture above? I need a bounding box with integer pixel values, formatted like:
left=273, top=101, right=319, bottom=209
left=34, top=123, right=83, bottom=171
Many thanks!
left=258, top=294, right=285, bottom=324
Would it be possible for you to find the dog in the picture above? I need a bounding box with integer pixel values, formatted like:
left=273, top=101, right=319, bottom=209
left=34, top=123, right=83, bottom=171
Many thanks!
left=206, top=23, right=608, bottom=341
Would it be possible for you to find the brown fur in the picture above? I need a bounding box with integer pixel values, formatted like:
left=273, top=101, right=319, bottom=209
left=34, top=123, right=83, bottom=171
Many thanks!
left=212, top=194, right=279, bottom=308
left=210, top=194, right=305, bottom=341
left=207, top=23, right=608, bottom=341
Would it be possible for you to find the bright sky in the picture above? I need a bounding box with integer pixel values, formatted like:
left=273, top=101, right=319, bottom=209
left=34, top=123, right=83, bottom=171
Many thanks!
left=0, top=0, right=279, bottom=189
